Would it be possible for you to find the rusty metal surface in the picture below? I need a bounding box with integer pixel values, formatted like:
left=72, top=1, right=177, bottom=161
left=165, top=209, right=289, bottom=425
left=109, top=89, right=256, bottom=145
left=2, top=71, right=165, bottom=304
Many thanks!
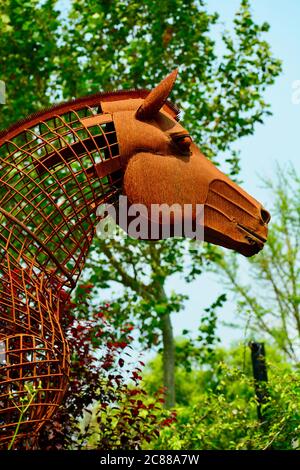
left=0, top=76, right=180, bottom=447
left=0, top=97, right=125, bottom=447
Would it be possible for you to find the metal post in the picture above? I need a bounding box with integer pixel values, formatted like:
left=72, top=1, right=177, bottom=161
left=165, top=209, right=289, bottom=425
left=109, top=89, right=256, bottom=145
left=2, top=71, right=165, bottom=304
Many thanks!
left=249, top=342, right=268, bottom=421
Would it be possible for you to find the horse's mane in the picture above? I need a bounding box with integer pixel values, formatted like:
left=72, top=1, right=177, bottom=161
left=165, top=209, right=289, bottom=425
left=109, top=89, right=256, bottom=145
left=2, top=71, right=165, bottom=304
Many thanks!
left=0, top=88, right=180, bottom=143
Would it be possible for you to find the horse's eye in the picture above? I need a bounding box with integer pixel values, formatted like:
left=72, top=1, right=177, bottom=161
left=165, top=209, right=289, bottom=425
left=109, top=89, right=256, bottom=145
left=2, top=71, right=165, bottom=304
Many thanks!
left=172, top=134, right=192, bottom=153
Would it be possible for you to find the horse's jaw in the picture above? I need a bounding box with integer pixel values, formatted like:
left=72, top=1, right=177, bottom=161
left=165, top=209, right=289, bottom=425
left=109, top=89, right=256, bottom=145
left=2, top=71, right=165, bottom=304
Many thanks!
left=203, top=179, right=269, bottom=257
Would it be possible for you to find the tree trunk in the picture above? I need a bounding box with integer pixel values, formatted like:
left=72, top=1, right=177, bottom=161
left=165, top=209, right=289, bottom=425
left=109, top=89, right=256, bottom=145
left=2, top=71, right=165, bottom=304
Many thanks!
left=161, top=311, right=175, bottom=408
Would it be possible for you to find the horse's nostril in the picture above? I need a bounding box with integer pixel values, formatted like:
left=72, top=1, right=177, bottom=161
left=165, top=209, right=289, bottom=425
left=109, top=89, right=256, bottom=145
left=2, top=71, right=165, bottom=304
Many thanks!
left=260, top=207, right=271, bottom=224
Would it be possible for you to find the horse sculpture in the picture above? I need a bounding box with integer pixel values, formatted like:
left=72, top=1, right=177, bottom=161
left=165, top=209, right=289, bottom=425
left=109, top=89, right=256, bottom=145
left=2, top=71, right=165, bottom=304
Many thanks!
left=0, top=70, right=270, bottom=447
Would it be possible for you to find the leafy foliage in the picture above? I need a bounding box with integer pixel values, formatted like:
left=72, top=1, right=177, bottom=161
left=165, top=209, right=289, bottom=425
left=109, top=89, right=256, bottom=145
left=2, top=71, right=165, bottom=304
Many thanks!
left=37, top=286, right=172, bottom=450
left=144, top=344, right=300, bottom=450
left=0, top=0, right=60, bottom=127
left=1, top=0, right=281, bottom=172
left=177, top=293, right=226, bottom=371
left=84, top=238, right=216, bottom=350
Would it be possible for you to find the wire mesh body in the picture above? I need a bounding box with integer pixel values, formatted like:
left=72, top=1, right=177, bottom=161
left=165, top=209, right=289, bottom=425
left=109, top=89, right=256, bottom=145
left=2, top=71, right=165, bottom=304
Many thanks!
left=0, top=92, right=127, bottom=447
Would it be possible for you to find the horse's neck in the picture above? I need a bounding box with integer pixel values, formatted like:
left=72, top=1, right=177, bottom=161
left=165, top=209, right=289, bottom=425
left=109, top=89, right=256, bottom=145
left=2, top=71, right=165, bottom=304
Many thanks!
left=0, top=111, right=122, bottom=291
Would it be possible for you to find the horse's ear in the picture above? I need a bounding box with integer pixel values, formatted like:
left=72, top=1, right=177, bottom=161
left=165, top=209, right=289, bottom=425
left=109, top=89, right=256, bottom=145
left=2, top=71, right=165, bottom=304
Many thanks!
left=136, top=69, right=178, bottom=120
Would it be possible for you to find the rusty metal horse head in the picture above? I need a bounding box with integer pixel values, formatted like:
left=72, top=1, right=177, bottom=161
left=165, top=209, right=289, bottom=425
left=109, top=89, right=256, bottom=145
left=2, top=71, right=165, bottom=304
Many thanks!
left=109, top=70, right=270, bottom=255
left=0, top=70, right=269, bottom=447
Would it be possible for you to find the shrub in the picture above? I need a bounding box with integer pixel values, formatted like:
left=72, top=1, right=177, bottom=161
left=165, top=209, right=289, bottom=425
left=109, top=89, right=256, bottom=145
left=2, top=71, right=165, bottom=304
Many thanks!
left=37, top=285, right=174, bottom=450
left=148, top=361, right=300, bottom=450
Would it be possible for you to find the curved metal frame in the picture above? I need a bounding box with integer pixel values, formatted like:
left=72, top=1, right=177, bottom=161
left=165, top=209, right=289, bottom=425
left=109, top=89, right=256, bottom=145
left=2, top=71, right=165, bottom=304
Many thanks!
left=0, top=95, right=126, bottom=447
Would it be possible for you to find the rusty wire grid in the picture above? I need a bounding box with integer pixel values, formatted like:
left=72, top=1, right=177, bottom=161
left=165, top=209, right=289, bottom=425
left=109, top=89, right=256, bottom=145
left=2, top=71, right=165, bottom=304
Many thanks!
left=0, top=87, right=179, bottom=448
left=0, top=93, right=126, bottom=448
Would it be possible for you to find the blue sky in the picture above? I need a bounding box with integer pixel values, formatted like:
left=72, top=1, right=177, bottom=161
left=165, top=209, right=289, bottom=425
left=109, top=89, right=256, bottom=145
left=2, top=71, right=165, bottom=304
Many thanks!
left=167, top=0, right=300, bottom=348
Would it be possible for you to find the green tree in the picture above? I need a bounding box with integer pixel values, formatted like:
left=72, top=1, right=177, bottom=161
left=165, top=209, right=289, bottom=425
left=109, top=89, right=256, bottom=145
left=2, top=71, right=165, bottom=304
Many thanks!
left=78, top=0, right=281, bottom=406
left=1, top=1, right=281, bottom=172
left=215, top=165, right=300, bottom=362
left=0, top=0, right=60, bottom=127
left=0, top=0, right=281, bottom=407
left=83, top=237, right=221, bottom=408
left=60, top=0, right=281, bottom=168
